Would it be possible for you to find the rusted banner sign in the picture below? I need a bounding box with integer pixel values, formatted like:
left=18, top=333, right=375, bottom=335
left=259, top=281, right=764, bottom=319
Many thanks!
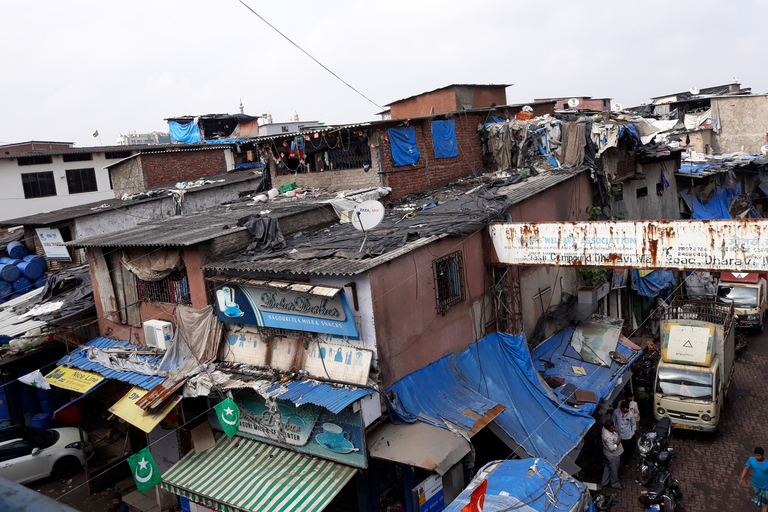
left=489, top=220, right=768, bottom=271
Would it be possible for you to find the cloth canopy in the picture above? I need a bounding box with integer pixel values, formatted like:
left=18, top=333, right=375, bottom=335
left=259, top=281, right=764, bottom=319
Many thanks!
left=169, top=121, right=202, bottom=144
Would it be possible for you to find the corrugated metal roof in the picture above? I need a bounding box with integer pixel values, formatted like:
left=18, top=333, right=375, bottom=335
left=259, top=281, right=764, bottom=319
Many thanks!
left=0, top=142, right=235, bottom=160
left=215, top=374, right=373, bottom=414
left=68, top=200, right=323, bottom=248
left=497, top=167, right=587, bottom=205
left=204, top=235, right=442, bottom=276
left=57, top=337, right=165, bottom=390
left=161, top=433, right=357, bottom=512
left=1, top=169, right=262, bottom=228
left=0, top=289, right=47, bottom=338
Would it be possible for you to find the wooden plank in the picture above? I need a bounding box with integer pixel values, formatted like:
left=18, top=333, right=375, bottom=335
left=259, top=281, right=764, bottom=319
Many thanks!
left=121, top=264, right=142, bottom=327
left=90, top=247, right=119, bottom=320
left=106, top=251, right=127, bottom=324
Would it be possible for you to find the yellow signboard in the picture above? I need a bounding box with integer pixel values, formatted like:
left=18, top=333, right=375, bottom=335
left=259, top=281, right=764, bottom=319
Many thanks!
left=45, top=366, right=104, bottom=393
left=109, top=387, right=180, bottom=433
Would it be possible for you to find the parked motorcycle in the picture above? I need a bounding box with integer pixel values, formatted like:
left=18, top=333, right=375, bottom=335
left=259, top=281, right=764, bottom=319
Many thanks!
left=735, top=318, right=748, bottom=353
left=592, top=492, right=618, bottom=511
left=641, top=472, right=683, bottom=511
left=637, top=417, right=673, bottom=486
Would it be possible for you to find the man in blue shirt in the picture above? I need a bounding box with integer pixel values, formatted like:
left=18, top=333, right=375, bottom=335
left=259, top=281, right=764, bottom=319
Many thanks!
left=740, top=446, right=768, bottom=512
left=612, top=401, right=637, bottom=468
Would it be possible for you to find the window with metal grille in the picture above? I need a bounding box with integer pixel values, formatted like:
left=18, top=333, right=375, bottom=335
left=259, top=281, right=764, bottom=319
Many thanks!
left=433, top=252, right=465, bottom=314
left=21, top=171, right=56, bottom=198
left=66, top=168, right=97, bottom=194
left=135, top=269, right=192, bottom=305
left=327, top=139, right=372, bottom=170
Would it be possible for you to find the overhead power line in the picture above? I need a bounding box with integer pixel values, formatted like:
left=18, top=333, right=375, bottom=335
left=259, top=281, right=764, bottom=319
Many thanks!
left=236, top=0, right=384, bottom=112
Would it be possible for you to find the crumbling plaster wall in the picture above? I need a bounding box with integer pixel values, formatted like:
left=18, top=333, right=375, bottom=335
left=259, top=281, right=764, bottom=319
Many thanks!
left=712, top=96, right=768, bottom=154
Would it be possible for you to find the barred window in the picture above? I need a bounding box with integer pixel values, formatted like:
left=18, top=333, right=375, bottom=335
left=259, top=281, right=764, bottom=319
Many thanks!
left=135, top=269, right=191, bottom=305
left=433, top=252, right=465, bottom=314
left=21, top=171, right=56, bottom=198
left=66, top=168, right=97, bottom=194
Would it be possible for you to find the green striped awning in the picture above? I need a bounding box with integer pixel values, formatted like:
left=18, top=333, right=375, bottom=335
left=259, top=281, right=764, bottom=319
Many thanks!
left=160, top=434, right=357, bottom=512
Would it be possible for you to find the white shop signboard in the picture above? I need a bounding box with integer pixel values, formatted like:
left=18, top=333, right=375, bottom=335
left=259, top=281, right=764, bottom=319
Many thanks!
left=489, top=220, right=768, bottom=272
left=35, top=228, right=71, bottom=262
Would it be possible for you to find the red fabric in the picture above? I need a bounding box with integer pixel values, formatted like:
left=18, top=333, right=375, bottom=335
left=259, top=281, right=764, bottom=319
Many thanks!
left=461, top=479, right=487, bottom=512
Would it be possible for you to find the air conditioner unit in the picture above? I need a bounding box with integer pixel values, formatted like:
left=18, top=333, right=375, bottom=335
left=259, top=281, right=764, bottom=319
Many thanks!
left=143, top=320, right=173, bottom=350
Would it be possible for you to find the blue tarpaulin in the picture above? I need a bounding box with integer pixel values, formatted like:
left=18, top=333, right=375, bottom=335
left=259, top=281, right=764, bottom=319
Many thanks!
left=388, top=332, right=593, bottom=465
left=431, top=120, right=458, bottom=159
left=531, top=327, right=641, bottom=415
left=681, top=185, right=740, bottom=219
left=169, top=121, right=202, bottom=143
left=388, top=126, right=420, bottom=166
left=445, top=459, right=595, bottom=512
left=632, top=270, right=676, bottom=297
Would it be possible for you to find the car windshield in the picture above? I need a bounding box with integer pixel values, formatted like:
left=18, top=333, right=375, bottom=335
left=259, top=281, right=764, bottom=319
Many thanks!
left=657, top=367, right=714, bottom=400
left=717, top=285, right=758, bottom=308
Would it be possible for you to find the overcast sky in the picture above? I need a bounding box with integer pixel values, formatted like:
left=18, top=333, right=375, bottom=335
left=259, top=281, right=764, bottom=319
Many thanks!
left=1, top=0, right=765, bottom=147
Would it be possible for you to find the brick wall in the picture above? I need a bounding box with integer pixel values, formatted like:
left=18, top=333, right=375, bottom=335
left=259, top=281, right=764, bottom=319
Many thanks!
left=271, top=165, right=381, bottom=191
left=380, top=113, right=486, bottom=200
left=142, top=149, right=228, bottom=188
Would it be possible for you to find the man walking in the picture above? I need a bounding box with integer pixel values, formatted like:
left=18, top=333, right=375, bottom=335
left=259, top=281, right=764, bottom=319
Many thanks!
left=740, top=446, right=768, bottom=512
left=601, top=419, right=624, bottom=490
left=613, top=401, right=637, bottom=468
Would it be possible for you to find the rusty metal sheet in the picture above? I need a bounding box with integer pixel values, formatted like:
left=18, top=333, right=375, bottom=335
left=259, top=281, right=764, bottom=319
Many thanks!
left=368, top=420, right=471, bottom=475
left=490, top=220, right=768, bottom=272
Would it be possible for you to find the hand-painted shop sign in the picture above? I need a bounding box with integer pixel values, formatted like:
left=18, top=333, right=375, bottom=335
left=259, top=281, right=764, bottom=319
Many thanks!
left=210, top=394, right=366, bottom=468
left=490, top=220, right=768, bottom=272
left=35, top=228, right=72, bottom=262
left=45, top=366, right=104, bottom=393
left=215, top=284, right=359, bottom=337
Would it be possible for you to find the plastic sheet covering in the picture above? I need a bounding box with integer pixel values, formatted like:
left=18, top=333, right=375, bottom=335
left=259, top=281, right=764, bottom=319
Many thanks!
left=685, top=271, right=717, bottom=299
left=631, top=269, right=676, bottom=297
left=431, top=119, right=458, bottom=159
left=85, top=346, right=164, bottom=376
left=388, top=126, right=420, bottom=166
left=237, top=215, right=286, bottom=255
left=225, top=120, right=260, bottom=139
left=560, top=122, right=586, bottom=167
left=444, top=459, right=595, bottom=512
left=136, top=306, right=222, bottom=410
left=532, top=327, right=640, bottom=415
left=389, top=333, right=593, bottom=465
left=120, top=248, right=182, bottom=282
left=169, top=120, right=202, bottom=143
left=684, top=108, right=712, bottom=131
left=681, top=186, right=739, bottom=219
left=569, top=315, right=622, bottom=367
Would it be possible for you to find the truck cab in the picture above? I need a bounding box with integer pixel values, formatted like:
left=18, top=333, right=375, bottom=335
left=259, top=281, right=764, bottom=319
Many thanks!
left=653, top=299, right=734, bottom=432
left=716, top=272, right=767, bottom=332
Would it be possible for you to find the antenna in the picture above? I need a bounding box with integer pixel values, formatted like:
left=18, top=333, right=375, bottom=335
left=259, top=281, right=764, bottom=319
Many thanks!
left=689, top=86, right=700, bottom=95
left=567, top=98, right=580, bottom=109
left=352, top=200, right=385, bottom=252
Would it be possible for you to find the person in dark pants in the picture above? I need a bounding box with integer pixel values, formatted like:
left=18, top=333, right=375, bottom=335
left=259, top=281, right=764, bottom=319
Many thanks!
left=612, top=401, right=636, bottom=468
left=112, top=492, right=129, bottom=512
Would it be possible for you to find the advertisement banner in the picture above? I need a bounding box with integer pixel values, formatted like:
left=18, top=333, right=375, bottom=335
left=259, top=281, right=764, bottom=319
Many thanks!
left=109, top=387, right=181, bottom=433
left=415, top=474, right=445, bottom=512
left=210, top=394, right=366, bottom=468
left=214, top=284, right=359, bottom=337
left=35, top=228, right=72, bottom=262
left=45, top=366, right=104, bottom=393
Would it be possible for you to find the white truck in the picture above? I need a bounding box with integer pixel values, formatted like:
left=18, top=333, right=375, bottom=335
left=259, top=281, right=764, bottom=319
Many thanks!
left=654, top=299, right=735, bottom=432
left=716, top=272, right=768, bottom=332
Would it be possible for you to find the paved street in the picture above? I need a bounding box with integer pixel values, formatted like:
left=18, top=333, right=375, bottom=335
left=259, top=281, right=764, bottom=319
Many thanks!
left=596, top=329, right=768, bottom=512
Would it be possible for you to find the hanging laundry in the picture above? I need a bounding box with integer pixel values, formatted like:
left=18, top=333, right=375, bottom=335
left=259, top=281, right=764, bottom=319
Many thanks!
left=289, top=137, right=304, bottom=159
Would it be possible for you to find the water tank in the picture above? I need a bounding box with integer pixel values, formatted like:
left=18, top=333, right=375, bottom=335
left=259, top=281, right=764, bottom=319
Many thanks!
left=32, top=413, right=51, bottom=430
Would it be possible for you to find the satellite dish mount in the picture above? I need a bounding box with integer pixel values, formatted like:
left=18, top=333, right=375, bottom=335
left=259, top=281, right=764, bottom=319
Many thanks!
left=352, top=200, right=385, bottom=252
left=567, top=98, right=580, bottom=109
left=689, top=86, right=700, bottom=96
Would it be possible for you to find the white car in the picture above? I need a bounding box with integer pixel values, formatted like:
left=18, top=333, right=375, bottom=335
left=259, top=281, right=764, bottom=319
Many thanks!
left=0, top=427, right=91, bottom=484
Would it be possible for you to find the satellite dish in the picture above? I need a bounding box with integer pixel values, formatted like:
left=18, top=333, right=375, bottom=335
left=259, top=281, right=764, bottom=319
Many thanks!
left=689, top=86, right=700, bottom=95
left=612, top=103, right=623, bottom=112
left=567, top=98, right=580, bottom=108
left=352, top=200, right=385, bottom=232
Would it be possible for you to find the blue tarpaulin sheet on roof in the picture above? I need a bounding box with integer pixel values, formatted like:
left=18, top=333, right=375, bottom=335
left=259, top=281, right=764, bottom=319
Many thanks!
left=169, top=121, right=202, bottom=144
left=445, top=459, right=595, bottom=512
left=57, top=337, right=165, bottom=390
left=531, top=327, right=641, bottom=415
left=261, top=380, right=374, bottom=414
left=431, top=120, right=458, bottom=159
left=681, top=186, right=740, bottom=220
left=388, top=332, right=593, bottom=465
left=632, top=269, right=676, bottom=297
left=388, top=126, right=420, bottom=166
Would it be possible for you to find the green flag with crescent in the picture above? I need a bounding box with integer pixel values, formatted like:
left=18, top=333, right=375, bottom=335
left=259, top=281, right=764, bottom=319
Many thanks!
left=214, top=398, right=240, bottom=437
left=127, top=447, right=162, bottom=493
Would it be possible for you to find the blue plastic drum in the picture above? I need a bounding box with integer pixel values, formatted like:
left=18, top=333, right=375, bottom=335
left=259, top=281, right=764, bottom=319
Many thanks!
left=17, top=261, right=44, bottom=280
left=12, top=277, right=32, bottom=294
left=7, top=241, right=27, bottom=260
left=0, top=264, right=21, bottom=283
